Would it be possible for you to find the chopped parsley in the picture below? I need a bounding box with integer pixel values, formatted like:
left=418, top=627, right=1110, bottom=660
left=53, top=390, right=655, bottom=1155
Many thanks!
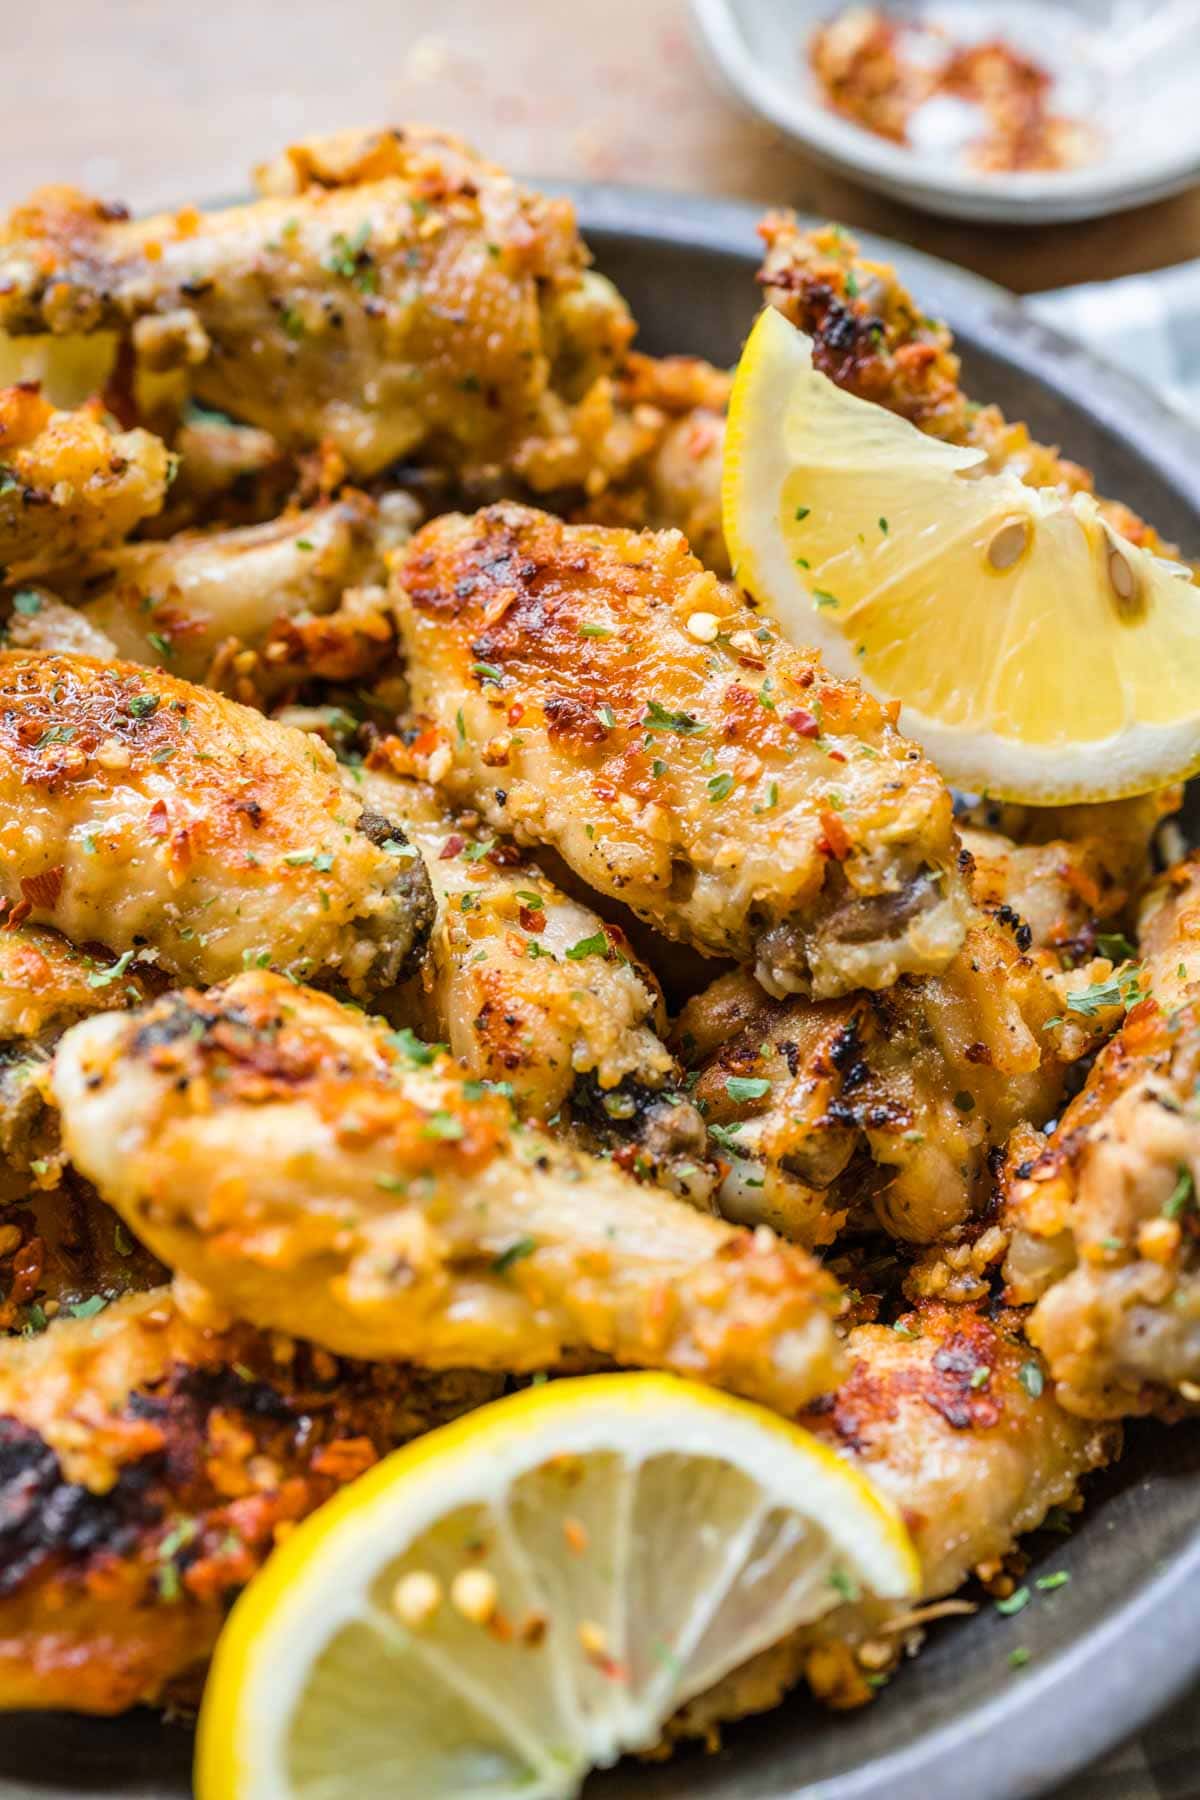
left=391, top=1027, right=441, bottom=1065
left=471, top=661, right=504, bottom=685
left=642, top=699, right=708, bottom=737
left=995, top=1586, right=1030, bottom=1616
left=1067, top=964, right=1145, bottom=1016
left=127, top=693, right=160, bottom=719
left=422, top=1111, right=465, bottom=1141
left=11, top=589, right=41, bottom=616
left=725, top=1075, right=771, bottom=1103
left=707, top=772, right=735, bottom=803
left=1018, top=1360, right=1045, bottom=1398
left=1164, top=1167, right=1195, bottom=1220
left=565, top=930, right=609, bottom=961
left=86, top=949, right=135, bottom=989
left=492, top=1236, right=537, bottom=1273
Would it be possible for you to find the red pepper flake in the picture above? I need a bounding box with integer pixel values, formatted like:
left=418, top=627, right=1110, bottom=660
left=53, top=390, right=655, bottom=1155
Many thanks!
left=439, top=833, right=465, bottom=860
left=819, top=811, right=853, bottom=860
left=826, top=748, right=847, bottom=763
left=147, top=799, right=169, bottom=838
left=518, top=906, right=545, bottom=933
left=19, top=864, right=63, bottom=910
left=785, top=708, right=820, bottom=737
left=507, top=702, right=525, bottom=727
left=3, top=899, right=32, bottom=932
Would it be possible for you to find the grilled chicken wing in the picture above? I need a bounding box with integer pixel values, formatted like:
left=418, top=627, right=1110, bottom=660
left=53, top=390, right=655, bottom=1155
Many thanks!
left=1005, top=857, right=1200, bottom=1417
left=677, top=1300, right=1119, bottom=1731
left=676, top=911, right=1106, bottom=1247
left=52, top=972, right=845, bottom=1408
left=73, top=490, right=418, bottom=698
left=357, top=766, right=715, bottom=1202
left=0, top=652, right=432, bottom=994
left=0, top=1290, right=500, bottom=1712
left=393, top=503, right=970, bottom=998
left=757, top=219, right=1184, bottom=563
left=0, top=388, right=168, bottom=580
left=0, top=128, right=633, bottom=485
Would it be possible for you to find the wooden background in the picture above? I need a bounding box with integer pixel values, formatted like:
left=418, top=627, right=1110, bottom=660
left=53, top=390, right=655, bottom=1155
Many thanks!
left=14, top=0, right=1200, bottom=294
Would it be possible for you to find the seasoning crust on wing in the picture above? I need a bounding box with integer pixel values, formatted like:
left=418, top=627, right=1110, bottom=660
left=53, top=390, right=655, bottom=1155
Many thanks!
left=52, top=973, right=846, bottom=1410
left=0, top=653, right=433, bottom=994
left=394, top=503, right=970, bottom=999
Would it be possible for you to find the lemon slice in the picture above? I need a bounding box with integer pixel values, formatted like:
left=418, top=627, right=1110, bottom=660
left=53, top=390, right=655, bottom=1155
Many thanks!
left=724, top=305, right=1200, bottom=802
left=196, top=1373, right=918, bottom=1800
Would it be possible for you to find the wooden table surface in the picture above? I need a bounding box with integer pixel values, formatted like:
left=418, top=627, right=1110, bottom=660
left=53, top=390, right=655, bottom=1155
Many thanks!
left=14, top=0, right=1200, bottom=295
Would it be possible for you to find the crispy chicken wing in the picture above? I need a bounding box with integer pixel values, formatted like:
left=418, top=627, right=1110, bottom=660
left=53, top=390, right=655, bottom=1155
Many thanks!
left=676, top=911, right=1106, bottom=1246
left=757, top=219, right=1184, bottom=563
left=393, top=503, right=970, bottom=999
left=0, top=652, right=433, bottom=994
left=0, top=128, right=633, bottom=485
left=1005, top=857, right=1200, bottom=1416
left=73, top=489, right=418, bottom=698
left=52, top=972, right=845, bottom=1408
left=0, top=388, right=168, bottom=581
left=677, top=1301, right=1118, bottom=1730
left=0, top=1290, right=500, bottom=1712
left=357, top=766, right=715, bottom=1203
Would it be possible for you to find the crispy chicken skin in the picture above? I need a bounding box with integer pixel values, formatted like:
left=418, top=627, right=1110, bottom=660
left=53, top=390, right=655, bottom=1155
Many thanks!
left=1006, top=858, right=1200, bottom=1417
left=52, top=973, right=845, bottom=1408
left=676, top=1301, right=1118, bottom=1731
left=73, top=489, right=418, bottom=698
left=0, top=652, right=433, bottom=994
left=676, top=912, right=1106, bottom=1247
left=0, top=1290, right=500, bottom=1712
left=757, top=220, right=1183, bottom=562
left=0, top=128, right=634, bottom=484
left=393, top=504, right=970, bottom=998
left=0, top=388, right=168, bottom=580
left=358, top=767, right=715, bottom=1202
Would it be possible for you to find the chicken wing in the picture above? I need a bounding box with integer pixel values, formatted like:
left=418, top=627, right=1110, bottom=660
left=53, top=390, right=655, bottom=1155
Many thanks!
left=0, top=388, right=168, bottom=581
left=0, top=652, right=433, bottom=994
left=0, top=128, right=634, bottom=485
left=393, top=503, right=970, bottom=999
left=757, top=219, right=1185, bottom=563
left=357, top=765, right=715, bottom=1202
left=72, top=489, right=418, bottom=698
left=676, top=911, right=1106, bottom=1246
left=0, top=1290, right=500, bottom=1712
left=52, top=972, right=845, bottom=1408
left=1005, top=857, right=1200, bottom=1417
left=675, top=1300, right=1119, bottom=1731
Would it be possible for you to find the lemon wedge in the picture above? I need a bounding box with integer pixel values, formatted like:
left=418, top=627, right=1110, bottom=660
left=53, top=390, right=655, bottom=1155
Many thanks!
left=724, top=305, right=1200, bottom=803
left=196, top=1373, right=918, bottom=1800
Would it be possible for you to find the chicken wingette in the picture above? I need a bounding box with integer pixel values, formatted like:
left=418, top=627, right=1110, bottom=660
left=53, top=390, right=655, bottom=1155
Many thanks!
left=357, top=765, right=715, bottom=1202
left=73, top=489, right=419, bottom=698
left=0, top=652, right=433, bottom=994
left=393, top=503, right=970, bottom=999
left=675, top=1299, right=1119, bottom=1732
left=675, top=910, right=1108, bottom=1246
left=0, top=387, right=168, bottom=580
left=0, top=127, right=634, bottom=485
left=1005, top=856, right=1200, bottom=1417
left=52, top=972, right=845, bottom=1407
left=0, top=1291, right=500, bottom=1712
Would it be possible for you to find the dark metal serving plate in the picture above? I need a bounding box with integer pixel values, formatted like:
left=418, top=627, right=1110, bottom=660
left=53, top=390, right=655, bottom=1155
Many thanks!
left=4, top=186, right=1200, bottom=1800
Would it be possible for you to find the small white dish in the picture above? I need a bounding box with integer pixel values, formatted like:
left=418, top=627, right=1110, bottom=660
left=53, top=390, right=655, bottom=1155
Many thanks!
left=690, top=0, right=1200, bottom=224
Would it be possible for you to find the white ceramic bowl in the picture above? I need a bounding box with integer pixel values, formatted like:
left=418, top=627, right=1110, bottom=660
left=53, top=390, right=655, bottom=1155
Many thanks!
left=690, top=0, right=1200, bottom=224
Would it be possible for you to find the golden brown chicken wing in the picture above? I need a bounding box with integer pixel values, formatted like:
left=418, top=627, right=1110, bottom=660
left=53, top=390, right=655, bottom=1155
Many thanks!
left=0, top=1290, right=500, bottom=1712
left=52, top=972, right=845, bottom=1408
left=1005, top=856, right=1200, bottom=1417
left=0, top=387, right=168, bottom=581
left=0, top=128, right=633, bottom=485
left=0, top=652, right=433, bottom=994
left=73, top=489, right=418, bottom=698
left=357, top=765, right=715, bottom=1203
left=393, top=503, right=970, bottom=999
left=676, top=911, right=1107, bottom=1247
